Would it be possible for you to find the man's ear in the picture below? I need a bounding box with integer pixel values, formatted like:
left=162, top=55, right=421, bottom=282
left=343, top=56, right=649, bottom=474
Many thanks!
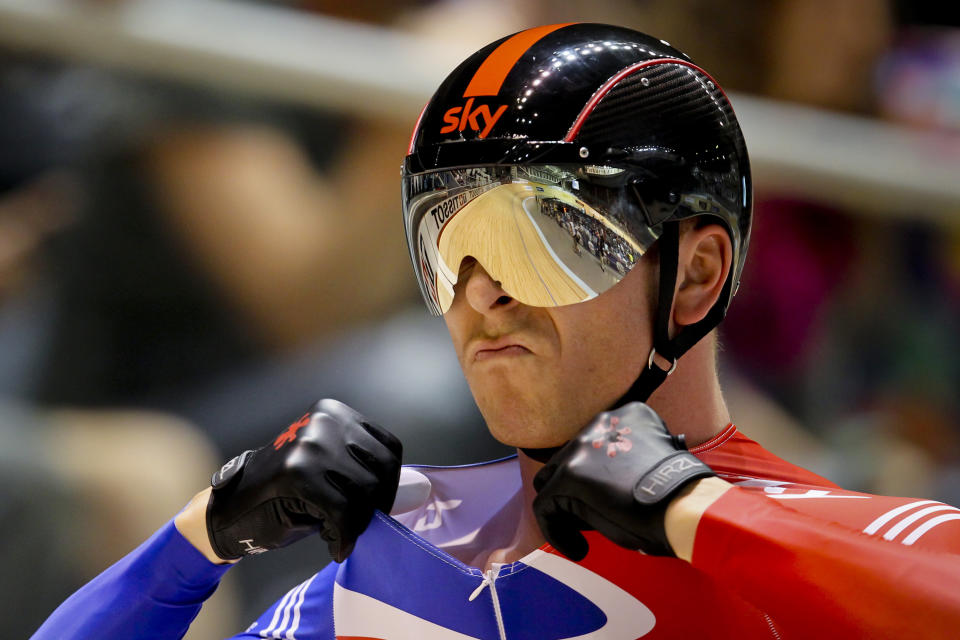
left=672, top=223, right=733, bottom=328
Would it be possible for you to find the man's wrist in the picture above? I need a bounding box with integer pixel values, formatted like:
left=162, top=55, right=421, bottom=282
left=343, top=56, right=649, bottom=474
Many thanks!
left=664, top=476, right=733, bottom=562
left=174, top=487, right=238, bottom=566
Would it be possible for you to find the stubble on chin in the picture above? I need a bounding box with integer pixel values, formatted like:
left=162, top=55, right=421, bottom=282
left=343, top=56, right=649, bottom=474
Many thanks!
left=470, top=380, right=582, bottom=449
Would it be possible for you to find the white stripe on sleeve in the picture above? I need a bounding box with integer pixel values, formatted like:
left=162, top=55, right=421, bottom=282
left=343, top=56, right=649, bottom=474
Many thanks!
left=285, top=573, right=318, bottom=640
left=902, top=514, right=960, bottom=546
left=863, top=500, right=937, bottom=535
left=883, top=505, right=960, bottom=541
left=260, top=584, right=298, bottom=638
left=261, top=581, right=308, bottom=638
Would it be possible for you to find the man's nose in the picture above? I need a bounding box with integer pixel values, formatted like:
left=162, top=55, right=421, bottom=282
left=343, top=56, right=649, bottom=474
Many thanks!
left=462, top=262, right=519, bottom=315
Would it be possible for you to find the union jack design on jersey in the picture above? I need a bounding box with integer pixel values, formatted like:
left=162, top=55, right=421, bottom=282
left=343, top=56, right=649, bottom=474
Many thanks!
left=233, top=425, right=960, bottom=639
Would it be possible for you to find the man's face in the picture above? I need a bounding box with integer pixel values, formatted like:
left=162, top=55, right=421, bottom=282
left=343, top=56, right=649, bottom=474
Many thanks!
left=443, top=257, right=654, bottom=448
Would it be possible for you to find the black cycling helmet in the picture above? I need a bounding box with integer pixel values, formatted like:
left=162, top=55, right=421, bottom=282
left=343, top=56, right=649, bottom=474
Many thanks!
left=403, top=23, right=752, bottom=411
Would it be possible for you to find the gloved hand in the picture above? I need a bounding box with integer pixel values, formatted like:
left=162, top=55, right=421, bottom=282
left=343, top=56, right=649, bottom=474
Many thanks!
left=206, top=399, right=402, bottom=562
left=532, top=402, right=714, bottom=560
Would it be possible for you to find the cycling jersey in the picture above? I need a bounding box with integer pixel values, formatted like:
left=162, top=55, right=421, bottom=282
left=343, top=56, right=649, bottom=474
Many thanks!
left=33, top=425, right=960, bottom=639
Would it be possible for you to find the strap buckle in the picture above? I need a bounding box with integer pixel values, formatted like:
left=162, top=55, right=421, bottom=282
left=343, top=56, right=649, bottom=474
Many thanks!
left=647, top=348, right=677, bottom=376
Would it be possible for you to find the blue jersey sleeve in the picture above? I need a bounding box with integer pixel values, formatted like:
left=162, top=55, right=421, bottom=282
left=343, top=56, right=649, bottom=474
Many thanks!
left=228, top=561, right=337, bottom=640
left=32, top=518, right=232, bottom=640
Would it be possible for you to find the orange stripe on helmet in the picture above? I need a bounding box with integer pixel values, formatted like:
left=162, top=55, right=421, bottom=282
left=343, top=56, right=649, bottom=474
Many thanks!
left=463, top=23, right=576, bottom=97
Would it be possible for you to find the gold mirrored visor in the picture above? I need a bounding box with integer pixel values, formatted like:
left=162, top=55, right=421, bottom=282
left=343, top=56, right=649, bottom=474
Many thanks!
left=403, top=165, right=662, bottom=315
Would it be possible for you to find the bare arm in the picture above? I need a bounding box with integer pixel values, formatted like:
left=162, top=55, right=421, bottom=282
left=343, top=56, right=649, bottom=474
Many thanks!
left=664, top=476, right=732, bottom=561
left=174, top=488, right=235, bottom=565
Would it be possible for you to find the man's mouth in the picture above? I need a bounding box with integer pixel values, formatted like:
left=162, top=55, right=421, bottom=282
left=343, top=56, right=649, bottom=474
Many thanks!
left=471, top=336, right=532, bottom=361
left=475, top=344, right=531, bottom=361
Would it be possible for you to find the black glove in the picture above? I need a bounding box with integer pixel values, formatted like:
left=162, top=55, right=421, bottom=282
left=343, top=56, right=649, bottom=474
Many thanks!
left=206, top=399, right=402, bottom=562
left=532, top=402, right=714, bottom=560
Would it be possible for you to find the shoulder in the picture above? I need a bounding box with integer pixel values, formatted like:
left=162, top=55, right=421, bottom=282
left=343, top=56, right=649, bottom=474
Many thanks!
left=692, top=424, right=837, bottom=488
left=230, top=563, right=337, bottom=640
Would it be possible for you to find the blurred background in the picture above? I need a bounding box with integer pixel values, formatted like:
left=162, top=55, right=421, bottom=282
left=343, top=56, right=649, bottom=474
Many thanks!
left=1, top=0, right=957, bottom=636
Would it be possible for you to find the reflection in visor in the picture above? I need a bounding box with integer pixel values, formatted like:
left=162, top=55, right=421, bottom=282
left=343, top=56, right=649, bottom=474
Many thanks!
left=403, top=165, right=660, bottom=315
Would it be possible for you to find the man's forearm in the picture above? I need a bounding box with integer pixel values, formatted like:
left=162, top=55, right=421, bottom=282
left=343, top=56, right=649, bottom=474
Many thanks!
left=33, top=516, right=232, bottom=640
left=687, top=486, right=960, bottom=637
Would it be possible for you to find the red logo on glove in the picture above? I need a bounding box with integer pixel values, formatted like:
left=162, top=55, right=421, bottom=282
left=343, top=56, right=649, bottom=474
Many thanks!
left=274, top=414, right=310, bottom=450
left=591, top=416, right=633, bottom=457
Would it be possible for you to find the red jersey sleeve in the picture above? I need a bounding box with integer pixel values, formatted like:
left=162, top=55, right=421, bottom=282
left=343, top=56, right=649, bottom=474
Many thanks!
left=692, top=482, right=960, bottom=639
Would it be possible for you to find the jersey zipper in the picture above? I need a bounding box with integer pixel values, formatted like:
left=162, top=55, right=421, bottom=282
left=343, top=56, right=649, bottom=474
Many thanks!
left=468, top=564, right=507, bottom=640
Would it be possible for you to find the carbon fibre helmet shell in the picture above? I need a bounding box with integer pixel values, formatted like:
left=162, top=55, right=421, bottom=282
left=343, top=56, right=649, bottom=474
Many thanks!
left=406, top=24, right=694, bottom=165
left=404, top=22, right=752, bottom=312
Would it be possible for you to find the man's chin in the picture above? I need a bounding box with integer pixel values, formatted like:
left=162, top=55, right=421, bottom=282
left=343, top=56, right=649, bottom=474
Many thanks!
left=471, top=387, right=585, bottom=448
left=484, top=420, right=573, bottom=450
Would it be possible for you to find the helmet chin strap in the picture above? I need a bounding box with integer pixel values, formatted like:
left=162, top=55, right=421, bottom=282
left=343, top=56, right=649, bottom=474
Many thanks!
left=521, top=224, right=729, bottom=464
